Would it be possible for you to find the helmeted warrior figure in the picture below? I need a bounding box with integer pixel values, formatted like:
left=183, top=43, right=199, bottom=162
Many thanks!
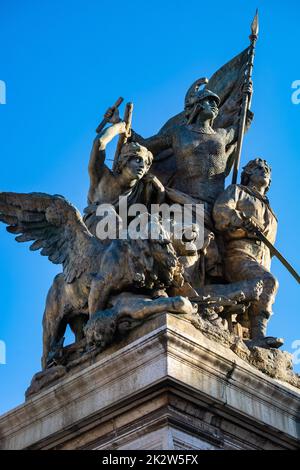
left=129, top=79, right=252, bottom=211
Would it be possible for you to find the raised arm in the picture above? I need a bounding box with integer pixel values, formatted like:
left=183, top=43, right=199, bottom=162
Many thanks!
left=88, top=122, right=127, bottom=190
left=224, top=105, right=253, bottom=177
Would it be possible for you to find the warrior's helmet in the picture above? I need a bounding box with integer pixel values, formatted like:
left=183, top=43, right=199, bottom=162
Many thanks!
left=184, top=77, right=220, bottom=122
left=185, top=77, right=220, bottom=108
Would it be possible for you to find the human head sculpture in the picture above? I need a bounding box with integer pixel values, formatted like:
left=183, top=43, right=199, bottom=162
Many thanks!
left=184, top=78, right=220, bottom=124
left=115, top=142, right=153, bottom=183
left=241, top=158, right=272, bottom=194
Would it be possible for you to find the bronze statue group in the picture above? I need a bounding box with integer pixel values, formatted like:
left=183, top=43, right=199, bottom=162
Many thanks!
left=1, top=22, right=298, bottom=380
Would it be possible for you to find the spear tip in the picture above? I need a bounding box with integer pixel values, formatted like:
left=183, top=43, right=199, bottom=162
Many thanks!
left=251, top=9, right=259, bottom=38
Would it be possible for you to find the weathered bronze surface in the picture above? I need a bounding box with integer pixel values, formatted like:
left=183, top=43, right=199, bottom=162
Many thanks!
left=0, top=12, right=299, bottom=395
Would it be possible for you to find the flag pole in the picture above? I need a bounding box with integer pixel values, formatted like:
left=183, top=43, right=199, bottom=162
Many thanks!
left=232, top=10, right=259, bottom=185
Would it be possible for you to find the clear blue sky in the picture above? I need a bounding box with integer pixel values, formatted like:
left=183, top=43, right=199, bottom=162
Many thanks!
left=0, top=0, right=299, bottom=415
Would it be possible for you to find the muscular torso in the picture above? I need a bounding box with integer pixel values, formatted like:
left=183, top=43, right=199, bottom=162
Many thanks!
left=171, top=126, right=232, bottom=205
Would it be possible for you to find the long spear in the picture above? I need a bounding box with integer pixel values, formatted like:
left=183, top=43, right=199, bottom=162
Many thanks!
left=232, top=10, right=259, bottom=184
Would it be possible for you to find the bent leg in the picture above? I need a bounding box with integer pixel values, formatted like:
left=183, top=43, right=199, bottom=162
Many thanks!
left=224, top=256, right=281, bottom=347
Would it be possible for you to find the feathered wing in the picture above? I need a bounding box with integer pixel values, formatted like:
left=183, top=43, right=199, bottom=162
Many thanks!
left=0, top=192, right=97, bottom=283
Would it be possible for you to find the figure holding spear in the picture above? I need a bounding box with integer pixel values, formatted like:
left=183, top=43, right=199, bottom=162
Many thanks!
left=129, top=13, right=258, bottom=213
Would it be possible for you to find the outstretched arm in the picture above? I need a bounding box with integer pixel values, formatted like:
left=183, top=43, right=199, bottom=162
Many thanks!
left=224, top=83, right=254, bottom=176
left=130, top=129, right=172, bottom=156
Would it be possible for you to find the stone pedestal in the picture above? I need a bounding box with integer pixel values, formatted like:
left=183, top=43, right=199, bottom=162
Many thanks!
left=0, top=313, right=299, bottom=450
